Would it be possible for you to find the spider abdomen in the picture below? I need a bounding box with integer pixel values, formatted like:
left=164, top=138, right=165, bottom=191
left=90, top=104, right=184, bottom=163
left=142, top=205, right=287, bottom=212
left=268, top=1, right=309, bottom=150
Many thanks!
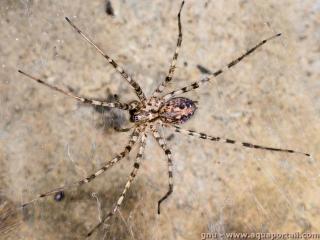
left=159, top=97, right=197, bottom=124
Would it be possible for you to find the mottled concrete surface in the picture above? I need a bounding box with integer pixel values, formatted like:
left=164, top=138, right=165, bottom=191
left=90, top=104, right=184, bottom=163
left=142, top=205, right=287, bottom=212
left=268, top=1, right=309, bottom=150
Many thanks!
left=0, top=0, right=320, bottom=239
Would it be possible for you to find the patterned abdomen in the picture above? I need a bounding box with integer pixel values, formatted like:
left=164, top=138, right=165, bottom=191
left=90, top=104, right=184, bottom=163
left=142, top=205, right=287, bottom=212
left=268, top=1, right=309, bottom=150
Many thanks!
left=159, top=97, right=197, bottom=124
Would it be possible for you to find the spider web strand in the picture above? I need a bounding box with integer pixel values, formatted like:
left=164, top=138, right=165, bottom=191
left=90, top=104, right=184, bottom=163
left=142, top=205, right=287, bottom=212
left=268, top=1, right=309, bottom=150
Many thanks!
left=87, top=132, right=147, bottom=237
left=20, top=127, right=141, bottom=208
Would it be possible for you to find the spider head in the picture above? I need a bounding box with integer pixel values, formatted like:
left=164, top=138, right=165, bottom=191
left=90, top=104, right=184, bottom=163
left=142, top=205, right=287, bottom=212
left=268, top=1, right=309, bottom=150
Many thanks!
left=129, top=108, right=155, bottom=123
left=129, top=109, right=140, bottom=122
left=129, top=101, right=144, bottom=122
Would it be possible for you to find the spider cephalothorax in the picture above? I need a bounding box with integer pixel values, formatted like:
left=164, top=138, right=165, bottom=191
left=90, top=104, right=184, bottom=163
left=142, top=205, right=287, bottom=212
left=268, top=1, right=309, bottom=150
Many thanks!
left=18, top=1, right=311, bottom=237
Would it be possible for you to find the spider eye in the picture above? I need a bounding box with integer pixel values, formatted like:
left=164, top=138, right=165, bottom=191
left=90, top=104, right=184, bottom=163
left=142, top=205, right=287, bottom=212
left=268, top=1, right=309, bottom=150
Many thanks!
left=130, top=113, right=140, bottom=122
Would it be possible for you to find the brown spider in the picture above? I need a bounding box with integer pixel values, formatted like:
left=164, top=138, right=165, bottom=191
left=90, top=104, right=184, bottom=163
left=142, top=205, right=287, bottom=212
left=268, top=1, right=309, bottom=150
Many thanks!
left=18, top=1, right=311, bottom=237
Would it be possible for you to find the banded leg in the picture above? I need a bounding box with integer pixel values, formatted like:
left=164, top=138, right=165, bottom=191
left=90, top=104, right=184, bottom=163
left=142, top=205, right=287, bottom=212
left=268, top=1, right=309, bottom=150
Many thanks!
left=87, top=133, right=147, bottom=237
left=21, top=127, right=141, bottom=208
left=150, top=125, right=174, bottom=214
left=152, top=1, right=185, bottom=97
left=172, top=125, right=311, bottom=157
left=65, top=17, right=146, bottom=102
left=18, top=70, right=132, bottom=110
left=163, top=33, right=281, bottom=100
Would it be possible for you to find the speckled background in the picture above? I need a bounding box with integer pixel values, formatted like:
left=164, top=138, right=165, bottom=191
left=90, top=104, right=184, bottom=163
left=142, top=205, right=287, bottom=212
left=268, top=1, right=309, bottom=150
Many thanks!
left=0, top=0, right=319, bottom=239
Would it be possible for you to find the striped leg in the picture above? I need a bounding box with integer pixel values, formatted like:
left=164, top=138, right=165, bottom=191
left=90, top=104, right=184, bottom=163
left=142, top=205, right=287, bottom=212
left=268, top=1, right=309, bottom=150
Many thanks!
left=65, top=17, right=146, bottom=102
left=152, top=1, right=184, bottom=97
left=172, top=125, right=311, bottom=157
left=87, top=133, right=147, bottom=237
left=18, top=70, right=132, bottom=110
left=163, top=33, right=281, bottom=100
left=150, top=125, right=174, bottom=214
left=21, top=127, right=141, bottom=208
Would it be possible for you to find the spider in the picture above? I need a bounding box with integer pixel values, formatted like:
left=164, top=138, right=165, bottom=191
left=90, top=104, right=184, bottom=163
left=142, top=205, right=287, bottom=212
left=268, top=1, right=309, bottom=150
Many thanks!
left=18, top=1, right=311, bottom=237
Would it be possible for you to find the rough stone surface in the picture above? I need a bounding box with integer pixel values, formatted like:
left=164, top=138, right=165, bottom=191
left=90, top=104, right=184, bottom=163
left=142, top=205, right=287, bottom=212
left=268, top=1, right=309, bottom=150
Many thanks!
left=0, top=1, right=319, bottom=239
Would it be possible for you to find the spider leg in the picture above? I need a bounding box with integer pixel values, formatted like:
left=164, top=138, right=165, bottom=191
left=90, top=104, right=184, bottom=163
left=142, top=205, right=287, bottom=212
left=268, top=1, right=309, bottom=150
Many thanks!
left=163, top=33, right=281, bottom=100
left=21, top=127, right=141, bottom=208
left=65, top=17, right=146, bottom=102
left=150, top=125, right=174, bottom=214
left=128, top=100, right=141, bottom=109
left=113, top=126, right=133, bottom=132
left=18, top=70, right=132, bottom=110
left=152, top=1, right=184, bottom=97
left=172, top=125, right=311, bottom=157
left=87, top=132, right=147, bottom=237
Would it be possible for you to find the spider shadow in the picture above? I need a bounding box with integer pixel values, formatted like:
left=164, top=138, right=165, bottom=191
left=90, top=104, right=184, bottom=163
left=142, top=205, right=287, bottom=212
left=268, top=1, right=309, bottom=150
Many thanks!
left=90, top=89, right=129, bottom=134
left=0, top=196, right=22, bottom=238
